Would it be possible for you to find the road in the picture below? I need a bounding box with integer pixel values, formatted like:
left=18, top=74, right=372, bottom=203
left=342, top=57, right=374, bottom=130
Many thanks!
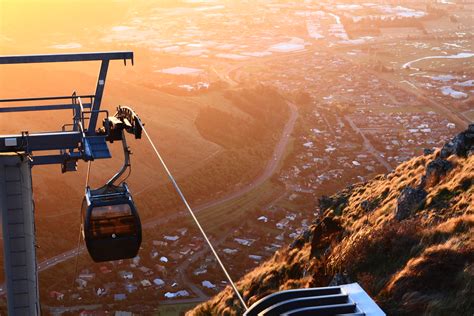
left=345, top=116, right=392, bottom=173
left=37, top=247, right=83, bottom=272
left=174, top=233, right=231, bottom=302
left=192, top=101, right=298, bottom=210
left=46, top=304, right=101, bottom=316
left=172, top=189, right=293, bottom=305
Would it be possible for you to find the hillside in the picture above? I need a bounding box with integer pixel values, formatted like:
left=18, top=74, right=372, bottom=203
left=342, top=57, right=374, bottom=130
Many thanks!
left=190, top=125, right=474, bottom=316
left=0, top=73, right=289, bottom=280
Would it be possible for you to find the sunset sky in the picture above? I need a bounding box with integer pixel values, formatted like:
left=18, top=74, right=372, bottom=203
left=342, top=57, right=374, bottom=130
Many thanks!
left=1, top=0, right=131, bottom=54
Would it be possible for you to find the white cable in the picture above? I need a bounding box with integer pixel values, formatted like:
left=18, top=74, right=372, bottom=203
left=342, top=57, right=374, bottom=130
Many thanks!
left=73, top=161, right=91, bottom=287
left=85, top=161, right=91, bottom=187
left=140, top=124, right=248, bottom=311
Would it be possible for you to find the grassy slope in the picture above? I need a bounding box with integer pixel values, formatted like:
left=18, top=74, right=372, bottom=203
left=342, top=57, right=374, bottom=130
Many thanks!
left=190, top=128, right=473, bottom=316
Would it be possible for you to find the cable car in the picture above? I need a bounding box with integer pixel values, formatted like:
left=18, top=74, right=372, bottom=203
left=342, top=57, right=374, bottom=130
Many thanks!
left=82, top=183, right=142, bottom=262
left=81, top=105, right=143, bottom=262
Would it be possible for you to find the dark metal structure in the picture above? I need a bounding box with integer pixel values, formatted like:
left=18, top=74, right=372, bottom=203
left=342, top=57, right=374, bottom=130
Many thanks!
left=244, top=283, right=385, bottom=316
left=0, top=52, right=133, bottom=170
left=0, top=51, right=140, bottom=315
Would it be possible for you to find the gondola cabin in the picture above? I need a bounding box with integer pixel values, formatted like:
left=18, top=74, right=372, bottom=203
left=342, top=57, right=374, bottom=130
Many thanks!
left=82, top=183, right=142, bottom=262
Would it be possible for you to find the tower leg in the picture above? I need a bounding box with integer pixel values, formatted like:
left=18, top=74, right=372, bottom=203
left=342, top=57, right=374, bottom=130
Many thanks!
left=0, top=153, right=40, bottom=315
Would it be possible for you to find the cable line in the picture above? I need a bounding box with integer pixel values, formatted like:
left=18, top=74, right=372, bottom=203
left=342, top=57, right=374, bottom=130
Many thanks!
left=140, top=123, right=249, bottom=311
left=72, top=161, right=91, bottom=287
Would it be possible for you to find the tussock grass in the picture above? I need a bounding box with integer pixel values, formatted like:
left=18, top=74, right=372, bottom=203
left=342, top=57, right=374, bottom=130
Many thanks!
left=189, top=132, right=473, bottom=315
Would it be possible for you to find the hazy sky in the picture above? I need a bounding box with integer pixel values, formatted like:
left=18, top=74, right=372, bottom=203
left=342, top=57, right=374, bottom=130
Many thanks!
left=0, top=1, right=133, bottom=54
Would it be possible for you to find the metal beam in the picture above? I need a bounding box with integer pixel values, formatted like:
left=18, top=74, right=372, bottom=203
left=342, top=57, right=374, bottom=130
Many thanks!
left=87, top=60, right=109, bottom=134
left=0, top=51, right=133, bottom=65
left=0, top=131, right=82, bottom=152
left=0, top=103, right=91, bottom=113
left=30, top=155, right=71, bottom=166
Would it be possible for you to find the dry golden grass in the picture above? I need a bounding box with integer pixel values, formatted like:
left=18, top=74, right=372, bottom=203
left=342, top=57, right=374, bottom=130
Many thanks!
left=189, top=129, right=473, bottom=315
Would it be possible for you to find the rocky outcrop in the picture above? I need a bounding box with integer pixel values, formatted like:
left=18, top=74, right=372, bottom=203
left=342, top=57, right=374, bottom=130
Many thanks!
left=360, top=200, right=370, bottom=212
left=423, top=148, right=434, bottom=156
left=328, top=272, right=351, bottom=286
left=310, top=216, right=342, bottom=258
left=290, top=228, right=312, bottom=249
left=440, top=123, right=474, bottom=158
left=421, top=158, right=453, bottom=188
left=420, top=124, right=473, bottom=188
left=395, top=186, right=427, bottom=221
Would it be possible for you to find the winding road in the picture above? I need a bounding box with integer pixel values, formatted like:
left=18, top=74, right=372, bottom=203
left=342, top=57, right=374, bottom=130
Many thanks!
left=186, top=101, right=298, bottom=211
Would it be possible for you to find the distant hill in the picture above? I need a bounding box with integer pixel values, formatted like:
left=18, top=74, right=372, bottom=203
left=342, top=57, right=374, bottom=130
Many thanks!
left=190, top=125, right=474, bottom=315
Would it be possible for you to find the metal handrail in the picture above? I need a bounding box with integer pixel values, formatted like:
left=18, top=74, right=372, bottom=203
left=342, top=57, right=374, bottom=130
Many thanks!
left=0, top=95, right=95, bottom=103
left=81, top=109, right=109, bottom=133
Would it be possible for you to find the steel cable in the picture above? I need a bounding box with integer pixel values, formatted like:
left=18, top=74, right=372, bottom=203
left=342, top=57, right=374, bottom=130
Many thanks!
left=140, top=123, right=248, bottom=311
left=72, top=161, right=91, bottom=287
